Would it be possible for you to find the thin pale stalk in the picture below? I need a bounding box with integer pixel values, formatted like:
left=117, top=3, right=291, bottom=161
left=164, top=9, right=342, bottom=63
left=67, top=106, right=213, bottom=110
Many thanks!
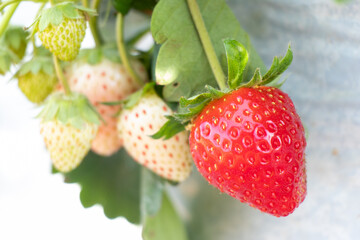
left=53, top=55, right=71, bottom=95
left=186, top=0, right=227, bottom=90
left=0, top=2, right=20, bottom=37
left=116, top=13, right=143, bottom=86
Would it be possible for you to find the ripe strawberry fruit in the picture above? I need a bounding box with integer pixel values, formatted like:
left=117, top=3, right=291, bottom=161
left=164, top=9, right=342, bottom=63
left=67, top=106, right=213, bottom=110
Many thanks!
left=189, top=86, right=306, bottom=217
left=117, top=91, right=193, bottom=182
left=63, top=56, right=147, bottom=156
left=35, top=2, right=95, bottom=61
left=38, top=92, right=100, bottom=172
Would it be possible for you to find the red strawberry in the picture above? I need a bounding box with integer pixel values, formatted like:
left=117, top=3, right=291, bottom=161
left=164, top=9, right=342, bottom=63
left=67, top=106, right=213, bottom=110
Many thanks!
left=189, top=86, right=306, bottom=217
left=63, top=58, right=148, bottom=156
left=117, top=91, right=193, bottom=182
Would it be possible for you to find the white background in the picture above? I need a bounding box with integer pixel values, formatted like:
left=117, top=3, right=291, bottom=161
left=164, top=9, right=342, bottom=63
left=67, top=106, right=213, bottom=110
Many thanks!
left=0, top=2, right=142, bottom=240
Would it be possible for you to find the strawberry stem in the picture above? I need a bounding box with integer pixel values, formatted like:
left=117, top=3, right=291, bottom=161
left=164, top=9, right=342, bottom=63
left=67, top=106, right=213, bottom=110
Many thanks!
left=53, top=55, right=71, bottom=95
left=0, top=2, right=20, bottom=37
left=186, top=0, right=227, bottom=91
left=116, top=13, right=144, bottom=86
left=83, top=0, right=103, bottom=47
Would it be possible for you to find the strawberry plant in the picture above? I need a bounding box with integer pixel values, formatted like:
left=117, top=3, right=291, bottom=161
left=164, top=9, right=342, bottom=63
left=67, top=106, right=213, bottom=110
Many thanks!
left=0, top=0, right=308, bottom=239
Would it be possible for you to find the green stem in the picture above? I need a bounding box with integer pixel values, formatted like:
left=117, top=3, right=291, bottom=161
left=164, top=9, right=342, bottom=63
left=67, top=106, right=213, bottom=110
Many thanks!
left=0, top=2, right=19, bottom=37
left=0, top=0, right=20, bottom=12
left=116, top=13, right=143, bottom=86
left=53, top=55, right=71, bottom=95
left=186, top=0, right=227, bottom=90
left=88, top=0, right=102, bottom=47
left=32, top=2, right=46, bottom=55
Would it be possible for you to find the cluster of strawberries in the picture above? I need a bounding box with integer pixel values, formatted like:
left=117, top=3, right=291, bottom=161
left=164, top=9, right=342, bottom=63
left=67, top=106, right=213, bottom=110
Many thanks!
left=7, top=1, right=307, bottom=217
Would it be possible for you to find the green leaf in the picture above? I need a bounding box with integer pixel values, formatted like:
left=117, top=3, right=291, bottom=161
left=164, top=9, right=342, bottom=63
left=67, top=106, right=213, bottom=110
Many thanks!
left=64, top=149, right=141, bottom=223
left=112, top=0, right=134, bottom=15
left=141, top=168, right=165, bottom=217
left=151, top=0, right=265, bottom=101
left=223, top=39, right=249, bottom=89
left=260, top=45, right=293, bottom=86
left=143, top=192, right=188, bottom=240
left=151, top=116, right=187, bottom=140
left=2, top=26, right=29, bottom=61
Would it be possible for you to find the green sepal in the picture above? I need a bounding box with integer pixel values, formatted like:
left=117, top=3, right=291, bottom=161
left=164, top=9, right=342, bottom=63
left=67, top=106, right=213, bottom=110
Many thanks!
left=37, top=2, right=96, bottom=32
left=77, top=45, right=122, bottom=65
left=123, top=82, right=156, bottom=109
left=15, top=53, right=55, bottom=77
left=151, top=116, right=187, bottom=140
left=240, top=68, right=262, bottom=88
left=259, top=45, right=293, bottom=86
left=38, top=92, right=101, bottom=129
left=224, top=39, right=249, bottom=90
left=173, top=85, right=229, bottom=123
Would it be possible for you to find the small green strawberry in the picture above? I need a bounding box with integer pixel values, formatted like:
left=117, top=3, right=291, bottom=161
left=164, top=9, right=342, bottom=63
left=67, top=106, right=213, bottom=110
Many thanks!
left=38, top=92, right=100, bottom=172
left=16, top=53, right=57, bottom=103
left=34, top=2, right=96, bottom=61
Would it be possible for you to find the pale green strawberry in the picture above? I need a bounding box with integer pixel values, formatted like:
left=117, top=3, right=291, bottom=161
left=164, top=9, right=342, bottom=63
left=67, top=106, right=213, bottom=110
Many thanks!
left=35, top=2, right=96, bottom=61
left=15, top=53, right=57, bottom=104
left=38, top=92, right=100, bottom=173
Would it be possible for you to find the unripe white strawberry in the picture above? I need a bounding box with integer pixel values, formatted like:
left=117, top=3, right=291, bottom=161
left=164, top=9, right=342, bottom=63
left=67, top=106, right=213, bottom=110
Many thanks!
left=38, top=92, right=100, bottom=172
left=40, top=120, right=97, bottom=172
left=64, top=57, right=148, bottom=156
left=117, top=91, right=192, bottom=182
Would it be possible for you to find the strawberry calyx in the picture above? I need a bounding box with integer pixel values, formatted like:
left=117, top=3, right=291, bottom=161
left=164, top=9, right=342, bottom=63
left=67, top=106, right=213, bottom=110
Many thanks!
left=32, top=2, right=96, bottom=34
left=77, top=45, right=123, bottom=65
left=15, top=50, right=55, bottom=78
left=153, top=39, right=293, bottom=139
left=38, top=92, right=101, bottom=130
left=102, top=82, right=156, bottom=110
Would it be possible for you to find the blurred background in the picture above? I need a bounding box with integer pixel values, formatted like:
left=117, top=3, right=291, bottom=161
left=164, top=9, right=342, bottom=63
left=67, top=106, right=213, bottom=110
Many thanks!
left=176, top=0, right=360, bottom=239
left=1, top=0, right=360, bottom=240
